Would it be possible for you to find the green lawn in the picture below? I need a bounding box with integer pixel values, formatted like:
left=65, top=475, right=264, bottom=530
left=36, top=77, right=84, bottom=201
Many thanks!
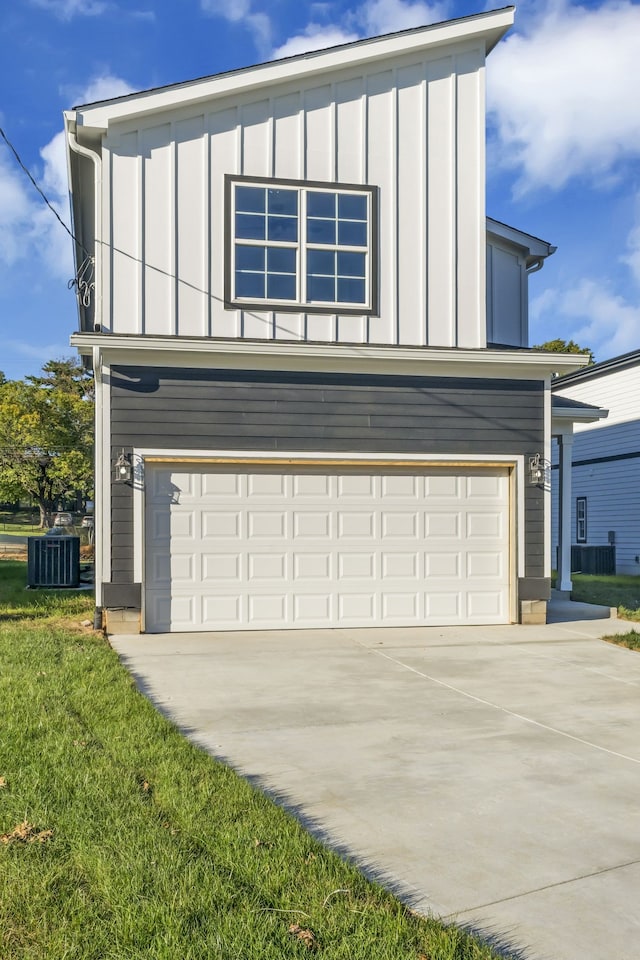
left=569, top=573, right=640, bottom=622
left=567, top=574, right=640, bottom=653
left=0, top=521, right=43, bottom=536
left=0, top=561, right=501, bottom=960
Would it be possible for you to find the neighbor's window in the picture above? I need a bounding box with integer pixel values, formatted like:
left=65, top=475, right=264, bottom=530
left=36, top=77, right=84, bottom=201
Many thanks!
left=576, top=497, right=587, bottom=543
left=225, top=176, right=377, bottom=314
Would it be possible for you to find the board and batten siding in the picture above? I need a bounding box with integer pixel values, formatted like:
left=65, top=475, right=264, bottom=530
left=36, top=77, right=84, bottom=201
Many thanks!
left=109, top=365, right=545, bottom=590
left=552, top=364, right=640, bottom=575
left=101, top=44, right=486, bottom=349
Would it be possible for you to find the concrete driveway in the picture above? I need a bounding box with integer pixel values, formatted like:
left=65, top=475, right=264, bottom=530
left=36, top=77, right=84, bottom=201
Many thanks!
left=112, top=610, right=640, bottom=960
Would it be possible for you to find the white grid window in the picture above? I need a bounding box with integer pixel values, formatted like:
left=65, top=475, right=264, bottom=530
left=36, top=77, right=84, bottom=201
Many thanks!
left=228, top=178, right=375, bottom=312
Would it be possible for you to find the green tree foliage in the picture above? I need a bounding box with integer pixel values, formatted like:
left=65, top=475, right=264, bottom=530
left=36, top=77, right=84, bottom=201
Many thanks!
left=0, top=359, right=94, bottom=526
left=533, top=338, right=595, bottom=364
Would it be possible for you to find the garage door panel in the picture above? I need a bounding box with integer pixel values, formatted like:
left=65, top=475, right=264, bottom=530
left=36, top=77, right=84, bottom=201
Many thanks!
left=144, top=464, right=511, bottom=631
left=425, top=551, right=460, bottom=577
left=381, top=475, right=418, bottom=498
left=467, top=591, right=505, bottom=618
left=466, top=474, right=503, bottom=498
left=249, top=553, right=287, bottom=580
left=425, top=512, right=461, bottom=537
left=382, top=552, right=418, bottom=578
left=248, top=511, right=287, bottom=538
left=203, top=511, right=241, bottom=538
left=292, top=474, right=331, bottom=497
left=203, top=593, right=242, bottom=626
left=338, top=512, right=375, bottom=538
left=426, top=592, right=461, bottom=618
left=202, top=472, right=241, bottom=497
left=294, top=553, right=332, bottom=579
left=466, top=511, right=503, bottom=538
left=467, top=551, right=503, bottom=578
left=294, top=511, right=331, bottom=538
left=249, top=594, right=288, bottom=623
left=382, top=512, right=418, bottom=538
left=248, top=473, right=287, bottom=497
left=338, top=474, right=374, bottom=497
left=339, top=593, right=376, bottom=620
left=203, top=553, right=241, bottom=581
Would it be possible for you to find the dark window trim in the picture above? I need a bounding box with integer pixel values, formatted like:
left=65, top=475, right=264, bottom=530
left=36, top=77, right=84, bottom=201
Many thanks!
left=576, top=496, right=587, bottom=543
left=224, top=173, right=379, bottom=316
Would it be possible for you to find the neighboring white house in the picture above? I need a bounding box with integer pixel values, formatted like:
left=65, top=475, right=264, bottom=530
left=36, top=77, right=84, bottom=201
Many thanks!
left=552, top=349, right=640, bottom=577
left=65, top=7, right=587, bottom=634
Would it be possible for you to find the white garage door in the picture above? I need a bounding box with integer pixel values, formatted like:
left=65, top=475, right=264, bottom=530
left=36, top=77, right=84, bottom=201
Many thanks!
left=144, top=463, right=511, bottom=632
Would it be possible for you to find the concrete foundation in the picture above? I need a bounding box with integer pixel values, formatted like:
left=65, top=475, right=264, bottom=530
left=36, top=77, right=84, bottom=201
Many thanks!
left=105, top=607, right=141, bottom=635
left=519, top=598, right=547, bottom=624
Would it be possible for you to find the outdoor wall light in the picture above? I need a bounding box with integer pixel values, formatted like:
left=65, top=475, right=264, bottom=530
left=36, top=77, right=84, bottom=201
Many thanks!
left=528, top=453, right=549, bottom=486
left=114, top=449, right=133, bottom=483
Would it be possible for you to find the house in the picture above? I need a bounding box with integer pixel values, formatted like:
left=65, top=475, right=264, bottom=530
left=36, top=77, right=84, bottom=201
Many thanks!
left=552, top=350, right=640, bottom=582
left=65, top=6, right=587, bottom=634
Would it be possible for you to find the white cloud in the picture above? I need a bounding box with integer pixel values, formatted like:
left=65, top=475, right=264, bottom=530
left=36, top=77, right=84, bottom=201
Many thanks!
left=532, top=280, right=640, bottom=360
left=488, top=1, right=640, bottom=194
left=0, top=73, right=134, bottom=281
left=62, top=73, right=137, bottom=107
left=354, top=0, right=449, bottom=35
left=0, top=153, right=34, bottom=266
left=273, top=0, right=449, bottom=60
left=200, top=0, right=272, bottom=53
left=273, top=26, right=359, bottom=59
left=30, top=0, right=108, bottom=18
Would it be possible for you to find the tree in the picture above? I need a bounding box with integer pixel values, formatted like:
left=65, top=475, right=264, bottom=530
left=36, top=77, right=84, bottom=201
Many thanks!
left=0, top=359, right=94, bottom=527
left=532, top=338, right=595, bottom=365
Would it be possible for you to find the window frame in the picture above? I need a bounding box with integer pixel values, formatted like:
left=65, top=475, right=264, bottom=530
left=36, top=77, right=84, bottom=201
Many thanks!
left=576, top=496, right=587, bottom=543
left=224, top=174, right=379, bottom=316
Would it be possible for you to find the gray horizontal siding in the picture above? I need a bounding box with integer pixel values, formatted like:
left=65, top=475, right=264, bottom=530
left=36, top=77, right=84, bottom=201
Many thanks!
left=110, top=365, right=545, bottom=585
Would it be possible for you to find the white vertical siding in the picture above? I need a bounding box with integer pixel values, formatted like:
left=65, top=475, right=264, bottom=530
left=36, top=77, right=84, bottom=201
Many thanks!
left=104, top=43, right=488, bottom=348
left=426, top=57, right=454, bottom=346
left=366, top=69, right=395, bottom=345
left=335, top=78, right=366, bottom=344
left=455, top=50, right=485, bottom=349
left=110, top=130, right=140, bottom=334
left=397, top=63, right=426, bottom=346
left=487, top=241, right=526, bottom=347
left=142, top=123, right=173, bottom=335
left=175, top=115, right=206, bottom=337
left=210, top=107, right=239, bottom=338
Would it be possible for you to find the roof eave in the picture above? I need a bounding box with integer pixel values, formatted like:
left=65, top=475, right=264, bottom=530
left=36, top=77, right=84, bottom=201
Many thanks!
left=71, top=6, right=514, bottom=132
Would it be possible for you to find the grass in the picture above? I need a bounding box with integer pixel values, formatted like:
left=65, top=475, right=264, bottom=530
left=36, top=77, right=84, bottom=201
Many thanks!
left=565, top=574, right=640, bottom=654
left=0, top=561, right=502, bottom=960
left=602, top=630, right=640, bottom=651
left=569, top=573, right=640, bottom=622
left=0, top=511, right=42, bottom=535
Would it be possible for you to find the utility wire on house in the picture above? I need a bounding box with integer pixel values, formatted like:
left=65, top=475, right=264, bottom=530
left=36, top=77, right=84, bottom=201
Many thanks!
left=0, top=126, right=78, bottom=246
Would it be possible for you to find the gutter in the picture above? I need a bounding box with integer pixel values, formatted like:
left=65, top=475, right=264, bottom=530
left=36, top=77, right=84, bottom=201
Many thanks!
left=65, top=113, right=102, bottom=335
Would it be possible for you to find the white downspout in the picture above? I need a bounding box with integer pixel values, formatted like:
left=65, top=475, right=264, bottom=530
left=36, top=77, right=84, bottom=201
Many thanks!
left=65, top=115, right=102, bottom=334
left=66, top=117, right=107, bottom=612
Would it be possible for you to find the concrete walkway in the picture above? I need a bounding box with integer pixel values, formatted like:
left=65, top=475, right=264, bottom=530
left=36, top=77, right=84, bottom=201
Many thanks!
left=111, top=608, right=640, bottom=960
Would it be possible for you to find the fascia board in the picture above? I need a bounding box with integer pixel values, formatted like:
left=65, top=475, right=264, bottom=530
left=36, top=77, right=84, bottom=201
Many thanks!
left=70, top=333, right=586, bottom=379
left=552, top=407, right=609, bottom=423
left=73, top=7, right=514, bottom=131
left=486, top=218, right=555, bottom=260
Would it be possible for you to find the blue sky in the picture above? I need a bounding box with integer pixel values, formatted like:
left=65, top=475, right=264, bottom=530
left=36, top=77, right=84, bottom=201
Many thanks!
left=1, top=0, right=639, bottom=380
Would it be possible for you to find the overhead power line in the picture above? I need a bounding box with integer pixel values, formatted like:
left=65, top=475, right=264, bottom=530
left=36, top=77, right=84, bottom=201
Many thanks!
left=0, top=126, right=77, bottom=245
